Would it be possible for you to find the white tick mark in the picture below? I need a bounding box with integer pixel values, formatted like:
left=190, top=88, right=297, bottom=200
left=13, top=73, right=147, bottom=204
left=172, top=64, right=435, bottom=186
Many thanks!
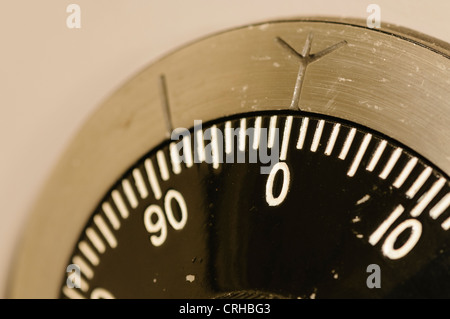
left=325, top=123, right=340, bottom=156
left=280, top=116, right=293, bottom=160
left=379, top=148, right=402, bottom=180
left=268, top=116, right=278, bottom=149
left=430, top=193, right=450, bottom=220
left=410, top=177, right=446, bottom=217
left=348, top=134, right=372, bottom=177
left=338, top=128, right=356, bottom=160
left=310, top=120, right=325, bottom=153
left=253, top=117, right=262, bottom=150
left=393, top=157, right=418, bottom=189
left=156, top=150, right=170, bottom=181
left=366, top=140, right=387, bottom=172
left=296, top=117, right=309, bottom=149
left=406, top=167, right=433, bottom=198
left=144, top=159, right=162, bottom=200
left=111, top=190, right=129, bottom=219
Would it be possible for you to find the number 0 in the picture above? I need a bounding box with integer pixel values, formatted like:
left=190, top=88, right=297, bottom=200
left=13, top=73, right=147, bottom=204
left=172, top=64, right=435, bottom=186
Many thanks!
left=266, top=162, right=290, bottom=206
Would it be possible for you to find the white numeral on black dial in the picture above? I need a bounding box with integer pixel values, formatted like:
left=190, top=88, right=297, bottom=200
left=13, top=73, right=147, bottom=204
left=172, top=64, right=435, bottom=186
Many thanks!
left=266, top=162, right=291, bottom=207
left=144, top=190, right=188, bottom=246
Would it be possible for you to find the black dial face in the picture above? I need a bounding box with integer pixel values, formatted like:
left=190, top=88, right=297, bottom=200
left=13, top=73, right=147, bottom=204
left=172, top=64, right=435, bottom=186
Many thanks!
left=61, top=112, right=450, bottom=299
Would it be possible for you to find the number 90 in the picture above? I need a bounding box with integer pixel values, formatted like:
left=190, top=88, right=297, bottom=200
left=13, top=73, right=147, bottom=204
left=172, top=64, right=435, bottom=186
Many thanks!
left=143, top=189, right=188, bottom=246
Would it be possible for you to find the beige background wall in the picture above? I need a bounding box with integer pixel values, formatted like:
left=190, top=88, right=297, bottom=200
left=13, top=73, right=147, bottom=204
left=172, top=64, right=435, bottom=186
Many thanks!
left=1, top=0, right=449, bottom=297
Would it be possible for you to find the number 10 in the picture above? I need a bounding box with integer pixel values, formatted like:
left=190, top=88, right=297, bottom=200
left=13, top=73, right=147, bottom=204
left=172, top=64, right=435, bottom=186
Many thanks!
left=369, top=205, right=422, bottom=260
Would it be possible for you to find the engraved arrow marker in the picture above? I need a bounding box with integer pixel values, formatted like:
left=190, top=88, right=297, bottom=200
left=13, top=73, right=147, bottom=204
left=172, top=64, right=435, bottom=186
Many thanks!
left=159, top=74, right=173, bottom=138
left=276, top=33, right=347, bottom=110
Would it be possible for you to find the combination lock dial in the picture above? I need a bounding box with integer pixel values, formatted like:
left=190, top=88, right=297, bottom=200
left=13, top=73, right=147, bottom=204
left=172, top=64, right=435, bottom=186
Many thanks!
left=9, top=19, right=450, bottom=299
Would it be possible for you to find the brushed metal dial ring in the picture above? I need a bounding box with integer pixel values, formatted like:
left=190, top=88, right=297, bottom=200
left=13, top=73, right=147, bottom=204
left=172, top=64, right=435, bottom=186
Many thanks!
left=9, top=18, right=450, bottom=298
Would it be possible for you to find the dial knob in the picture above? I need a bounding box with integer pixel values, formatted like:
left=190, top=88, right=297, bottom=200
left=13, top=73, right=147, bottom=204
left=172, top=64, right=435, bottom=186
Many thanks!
left=9, top=19, right=450, bottom=299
